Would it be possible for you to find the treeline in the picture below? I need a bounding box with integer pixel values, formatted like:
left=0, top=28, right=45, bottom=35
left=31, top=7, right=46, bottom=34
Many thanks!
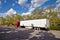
left=0, top=6, right=60, bottom=27
left=0, top=14, right=24, bottom=26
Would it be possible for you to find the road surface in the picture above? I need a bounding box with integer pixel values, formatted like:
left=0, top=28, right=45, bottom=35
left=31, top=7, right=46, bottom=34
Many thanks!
left=0, top=27, right=60, bottom=40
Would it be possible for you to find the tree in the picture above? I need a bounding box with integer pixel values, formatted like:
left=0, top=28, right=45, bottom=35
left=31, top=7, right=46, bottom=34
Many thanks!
left=32, top=7, right=43, bottom=19
left=0, top=17, right=6, bottom=26
left=5, top=15, right=12, bottom=26
left=32, top=7, right=43, bottom=15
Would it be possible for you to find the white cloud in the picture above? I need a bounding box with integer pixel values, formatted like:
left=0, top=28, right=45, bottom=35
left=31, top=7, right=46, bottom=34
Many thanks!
left=6, top=8, right=16, bottom=16
left=56, top=0, right=60, bottom=3
left=56, top=3, right=60, bottom=8
left=21, top=8, right=35, bottom=16
left=29, top=8, right=35, bottom=12
left=54, top=3, right=60, bottom=12
left=19, top=0, right=47, bottom=16
left=54, top=0, right=60, bottom=12
left=0, top=8, right=18, bottom=17
left=18, top=0, right=27, bottom=5
left=18, top=0, right=47, bottom=8
left=21, top=12, right=31, bottom=16
left=56, top=0, right=60, bottom=8
left=0, top=13, right=6, bottom=17
left=31, top=0, right=47, bottom=8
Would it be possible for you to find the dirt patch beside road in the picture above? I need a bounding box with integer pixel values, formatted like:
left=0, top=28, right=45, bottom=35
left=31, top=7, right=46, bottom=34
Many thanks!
left=49, top=30, right=60, bottom=38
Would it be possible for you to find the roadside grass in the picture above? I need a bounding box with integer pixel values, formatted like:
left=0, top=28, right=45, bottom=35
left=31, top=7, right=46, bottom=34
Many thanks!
left=50, top=26, right=60, bottom=31
left=0, top=25, right=15, bottom=28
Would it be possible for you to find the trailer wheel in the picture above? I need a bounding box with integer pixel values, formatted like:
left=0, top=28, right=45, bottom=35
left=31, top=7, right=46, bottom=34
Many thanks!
left=32, top=27, right=34, bottom=29
left=20, top=26, right=25, bottom=28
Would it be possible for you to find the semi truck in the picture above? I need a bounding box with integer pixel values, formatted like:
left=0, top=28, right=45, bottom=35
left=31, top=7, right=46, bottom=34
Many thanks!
left=20, top=19, right=50, bottom=30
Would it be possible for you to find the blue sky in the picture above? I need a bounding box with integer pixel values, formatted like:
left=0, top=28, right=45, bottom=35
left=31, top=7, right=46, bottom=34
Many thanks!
left=0, top=0, right=60, bottom=16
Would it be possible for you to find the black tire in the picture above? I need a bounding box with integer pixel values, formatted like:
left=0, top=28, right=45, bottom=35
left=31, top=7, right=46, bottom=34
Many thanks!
left=32, top=27, right=34, bottom=29
left=21, top=26, right=25, bottom=28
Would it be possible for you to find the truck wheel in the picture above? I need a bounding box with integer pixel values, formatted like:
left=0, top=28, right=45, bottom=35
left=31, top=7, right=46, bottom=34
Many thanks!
left=21, top=26, right=25, bottom=28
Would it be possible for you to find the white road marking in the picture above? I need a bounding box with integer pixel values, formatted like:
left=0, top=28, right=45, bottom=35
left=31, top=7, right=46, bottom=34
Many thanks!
left=0, top=30, right=18, bottom=33
left=14, top=30, right=18, bottom=32
left=6, top=31, right=12, bottom=33
left=29, top=30, right=41, bottom=39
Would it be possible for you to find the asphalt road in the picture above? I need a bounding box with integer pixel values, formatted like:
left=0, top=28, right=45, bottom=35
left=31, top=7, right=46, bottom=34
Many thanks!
left=0, top=27, right=60, bottom=40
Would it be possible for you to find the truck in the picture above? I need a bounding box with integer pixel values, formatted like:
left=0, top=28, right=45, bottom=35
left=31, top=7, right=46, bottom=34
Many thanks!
left=20, top=19, right=50, bottom=30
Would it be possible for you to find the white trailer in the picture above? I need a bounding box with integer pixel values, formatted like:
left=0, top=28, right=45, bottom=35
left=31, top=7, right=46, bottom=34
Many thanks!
left=20, top=19, right=50, bottom=30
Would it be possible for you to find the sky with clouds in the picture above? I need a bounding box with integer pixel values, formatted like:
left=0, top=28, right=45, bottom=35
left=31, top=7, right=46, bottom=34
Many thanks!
left=0, top=0, right=60, bottom=17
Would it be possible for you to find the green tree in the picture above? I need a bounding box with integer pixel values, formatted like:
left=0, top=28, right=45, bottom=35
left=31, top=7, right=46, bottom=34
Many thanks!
left=32, top=7, right=43, bottom=19
left=0, top=17, right=6, bottom=26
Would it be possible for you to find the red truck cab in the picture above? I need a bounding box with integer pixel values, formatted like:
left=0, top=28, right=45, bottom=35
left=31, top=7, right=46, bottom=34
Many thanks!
left=15, top=21, right=20, bottom=28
